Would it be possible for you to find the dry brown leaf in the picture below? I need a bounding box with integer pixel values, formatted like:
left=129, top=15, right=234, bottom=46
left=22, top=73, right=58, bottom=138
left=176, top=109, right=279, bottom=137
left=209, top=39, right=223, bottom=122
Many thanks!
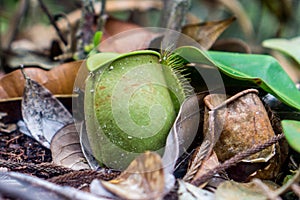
left=17, top=2, right=162, bottom=51
left=215, top=180, right=277, bottom=200
left=181, top=17, right=236, bottom=50
left=21, top=71, right=74, bottom=148
left=162, top=95, right=200, bottom=173
left=0, top=61, right=82, bottom=99
left=191, top=151, right=220, bottom=188
left=98, top=151, right=165, bottom=200
left=177, top=180, right=215, bottom=200
left=99, top=19, right=160, bottom=53
left=55, top=1, right=162, bottom=33
left=51, top=123, right=90, bottom=170
left=0, top=97, right=72, bottom=124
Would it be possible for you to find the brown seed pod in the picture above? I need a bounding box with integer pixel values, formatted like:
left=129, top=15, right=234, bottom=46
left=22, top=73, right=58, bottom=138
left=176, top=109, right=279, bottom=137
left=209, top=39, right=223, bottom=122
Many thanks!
left=204, top=89, right=275, bottom=162
left=203, top=89, right=284, bottom=180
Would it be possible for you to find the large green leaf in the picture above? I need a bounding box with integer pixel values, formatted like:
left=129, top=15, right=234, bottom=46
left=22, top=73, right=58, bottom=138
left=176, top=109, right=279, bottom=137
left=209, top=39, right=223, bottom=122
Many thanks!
left=282, top=120, right=300, bottom=153
left=174, top=46, right=300, bottom=111
left=262, top=37, right=300, bottom=65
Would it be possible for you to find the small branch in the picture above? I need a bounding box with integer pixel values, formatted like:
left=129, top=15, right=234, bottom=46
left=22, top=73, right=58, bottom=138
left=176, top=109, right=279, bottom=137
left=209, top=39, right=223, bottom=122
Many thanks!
left=272, top=167, right=300, bottom=197
left=161, top=0, right=190, bottom=31
left=97, top=0, right=107, bottom=31
left=252, top=178, right=282, bottom=200
left=37, top=0, right=68, bottom=46
left=291, top=184, right=300, bottom=197
left=1, top=0, right=29, bottom=50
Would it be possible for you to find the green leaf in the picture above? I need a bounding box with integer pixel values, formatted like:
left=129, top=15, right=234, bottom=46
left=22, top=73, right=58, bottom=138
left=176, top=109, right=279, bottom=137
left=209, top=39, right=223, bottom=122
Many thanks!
left=282, top=120, right=300, bottom=153
left=174, top=46, right=300, bottom=111
left=262, top=37, right=300, bottom=65
left=93, top=31, right=103, bottom=47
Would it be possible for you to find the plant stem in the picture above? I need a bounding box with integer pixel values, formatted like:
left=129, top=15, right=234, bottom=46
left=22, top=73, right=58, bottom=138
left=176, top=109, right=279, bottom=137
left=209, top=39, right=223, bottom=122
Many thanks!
left=37, top=0, right=68, bottom=46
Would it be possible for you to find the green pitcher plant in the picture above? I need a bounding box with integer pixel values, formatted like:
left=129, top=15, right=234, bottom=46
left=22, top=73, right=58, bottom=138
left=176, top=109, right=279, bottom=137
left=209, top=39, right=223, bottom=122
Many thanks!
left=84, top=46, right=300, bottom=169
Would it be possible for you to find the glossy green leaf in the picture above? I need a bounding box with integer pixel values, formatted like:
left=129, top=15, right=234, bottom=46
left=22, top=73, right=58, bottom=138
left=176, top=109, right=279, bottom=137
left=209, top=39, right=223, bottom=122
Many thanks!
left=262, top=37, right=300, bottom=65
left=282, top=120, right=300, bottom=153
left=174, top=46, right=300, bottom=111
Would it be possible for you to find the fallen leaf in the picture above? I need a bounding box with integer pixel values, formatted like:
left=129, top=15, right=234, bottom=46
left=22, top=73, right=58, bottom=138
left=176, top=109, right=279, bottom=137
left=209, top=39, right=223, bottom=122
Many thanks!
left=162, top=95, right=200, bottom=173
left=190, top=151, right=220, bottom=187
left=181, top=17, right=236, bottom=50
left=0, top=96, right=73, bottom=124
left=22, top=71, right=73, bottom=148
left=177, top=180, right=215, bottom=200
left=7, top=48, right=60, bottom=70
left=183, top=140, right=211, bottom=183
left=0, top=61, right=82, bottom=99
left=91, top=151, right=173, bottom=200
left=51, top=123, right=90, bottom=170
left=215, top=180, right=277, bottom=200
left=99, top=24, right=161, bottom=53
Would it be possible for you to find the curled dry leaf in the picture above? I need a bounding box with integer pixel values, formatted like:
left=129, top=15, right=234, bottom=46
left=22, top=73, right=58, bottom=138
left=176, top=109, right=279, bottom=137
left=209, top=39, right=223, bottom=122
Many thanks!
left=190, top=151, right=220, bottom=188
left=181, top=17, right=236, bottom=50
left=91, top=151, right=173, bottom=200
left=183, top=140, right=211, bottom=183
left=0, top=61, right=82, bottom=99
left=51, top=123, right=90, bottom=170
left=22, top=71, right=73, bottom=148
left=162, top=95, right=200, bottom=173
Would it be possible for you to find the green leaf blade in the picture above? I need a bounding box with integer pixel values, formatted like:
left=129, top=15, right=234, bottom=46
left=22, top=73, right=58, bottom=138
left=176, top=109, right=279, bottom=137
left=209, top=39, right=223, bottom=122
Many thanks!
left=208, top=51, right=300, bottom=110
left=174, top=46, right=300, bottom=111
left=282, top=120, right=300, bottom=153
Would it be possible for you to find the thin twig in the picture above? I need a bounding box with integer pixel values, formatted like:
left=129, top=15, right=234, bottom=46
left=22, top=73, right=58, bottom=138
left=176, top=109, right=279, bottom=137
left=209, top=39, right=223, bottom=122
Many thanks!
left=97, top=0, right=107, bottom=31
left=48, top=169, right=120, bottom=187
left=272, top=167, right=300, bottom=197
left=37, top=0, right=68, bottom=46
left=191, top=133, right=285, bottom=187
left=2, top=0, right=29, bottom=50
left=183, top=140, right=210, bottom=182
left=291, top=184, right=300, bottom=197
left=0, top=159, right=73, bottom=177
left=252, top=178, right=282, bottom=200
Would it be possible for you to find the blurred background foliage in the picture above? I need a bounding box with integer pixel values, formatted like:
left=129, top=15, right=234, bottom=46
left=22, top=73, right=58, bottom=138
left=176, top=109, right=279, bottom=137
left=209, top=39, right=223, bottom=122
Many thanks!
left=1, top=0, right=299, bottom=52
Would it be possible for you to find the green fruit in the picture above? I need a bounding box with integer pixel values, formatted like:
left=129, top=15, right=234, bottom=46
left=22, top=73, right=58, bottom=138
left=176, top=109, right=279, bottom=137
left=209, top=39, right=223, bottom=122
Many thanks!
left=85, top=50, right=189, bottom=169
